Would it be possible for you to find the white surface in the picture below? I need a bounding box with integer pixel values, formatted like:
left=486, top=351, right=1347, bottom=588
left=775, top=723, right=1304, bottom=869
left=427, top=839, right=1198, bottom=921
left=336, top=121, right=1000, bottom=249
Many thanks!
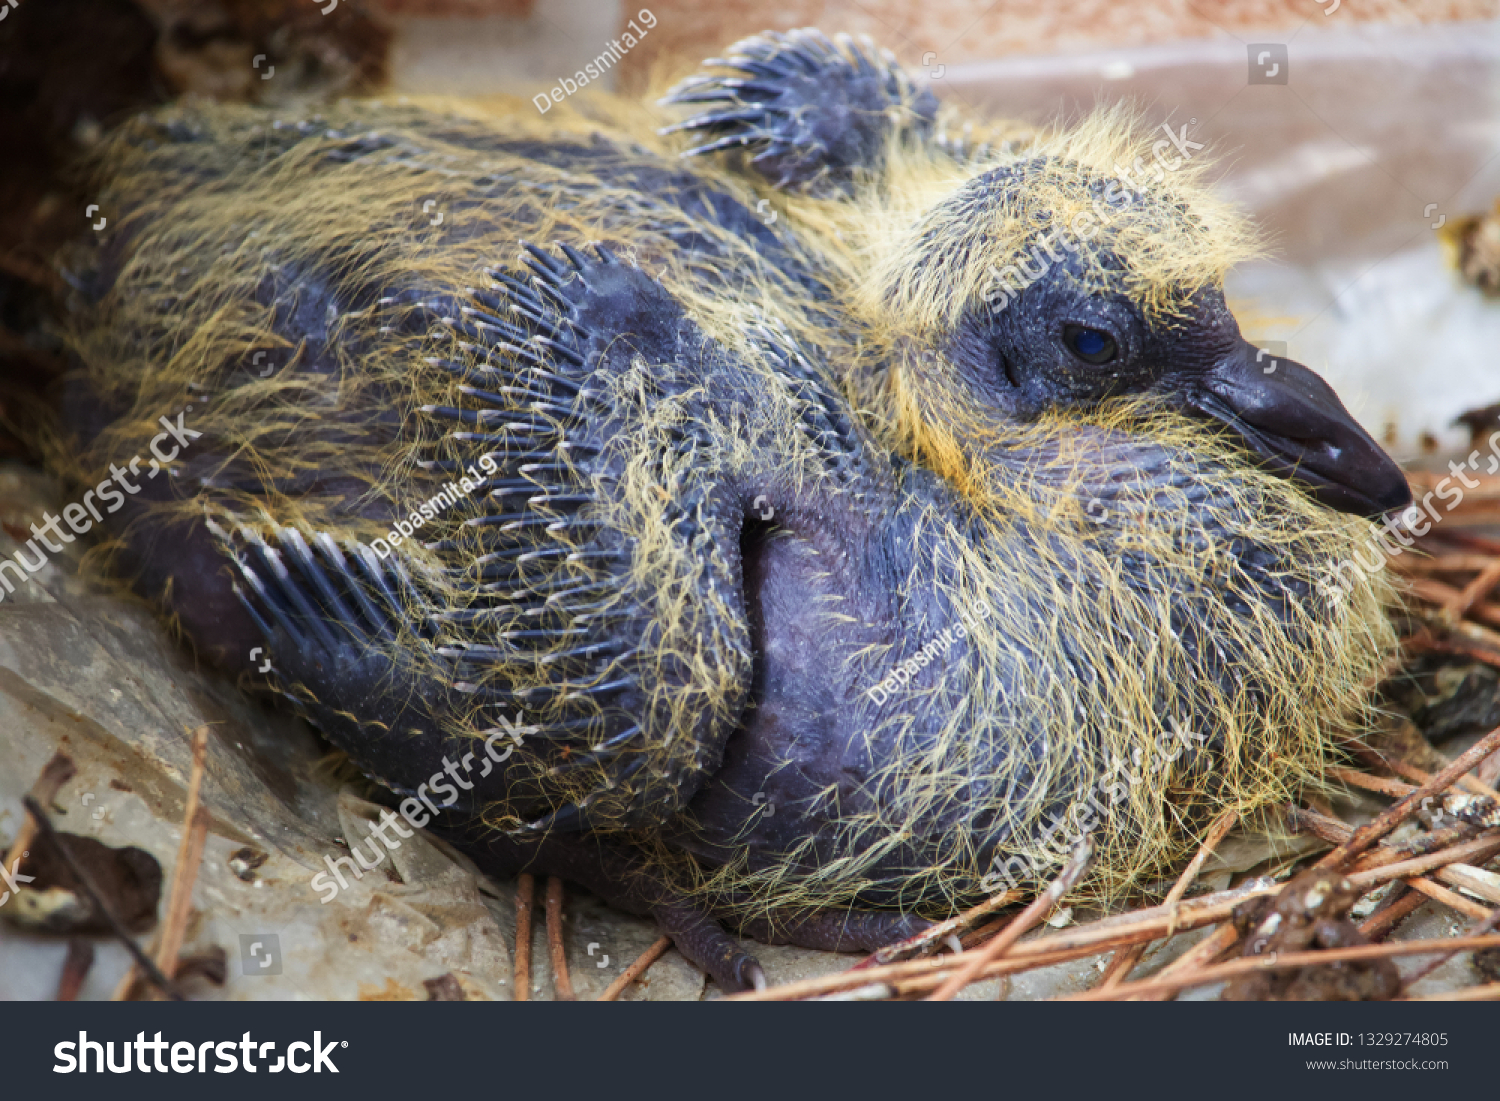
left=947, top=20, right=1500, bottom=458
left=389, top=0, right=625, bottom=97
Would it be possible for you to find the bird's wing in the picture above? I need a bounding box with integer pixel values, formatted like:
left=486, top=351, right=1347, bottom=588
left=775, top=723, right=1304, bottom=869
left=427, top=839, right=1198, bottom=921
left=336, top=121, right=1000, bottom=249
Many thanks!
left=202, top=242, right=766, bottom=837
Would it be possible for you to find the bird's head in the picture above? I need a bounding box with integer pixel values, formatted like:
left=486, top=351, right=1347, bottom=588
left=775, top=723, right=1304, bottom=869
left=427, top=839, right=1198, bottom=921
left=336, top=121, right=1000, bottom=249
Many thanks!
left=857, top=111, right=1411, bottom=519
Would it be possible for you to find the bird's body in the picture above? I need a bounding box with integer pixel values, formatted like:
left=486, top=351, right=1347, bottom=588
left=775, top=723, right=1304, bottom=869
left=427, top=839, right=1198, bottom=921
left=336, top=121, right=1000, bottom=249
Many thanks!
left=55, top=32, right=1408, bottom=987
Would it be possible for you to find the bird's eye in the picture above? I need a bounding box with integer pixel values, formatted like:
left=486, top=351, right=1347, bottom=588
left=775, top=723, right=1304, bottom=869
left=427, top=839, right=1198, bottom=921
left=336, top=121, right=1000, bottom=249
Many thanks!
left=1063, top=324, right=1118, bottom=365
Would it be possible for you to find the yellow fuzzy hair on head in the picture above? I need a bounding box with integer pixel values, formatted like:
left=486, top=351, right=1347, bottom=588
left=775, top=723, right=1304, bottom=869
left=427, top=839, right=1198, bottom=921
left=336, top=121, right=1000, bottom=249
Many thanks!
left=858, top=104, right=1264, bottom=337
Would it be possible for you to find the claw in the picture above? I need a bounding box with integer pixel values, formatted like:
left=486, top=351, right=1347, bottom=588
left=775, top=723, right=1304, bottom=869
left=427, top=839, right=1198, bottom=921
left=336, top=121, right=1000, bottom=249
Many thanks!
left=556, top=241, right=590, bottom=271
left=657, top=73, right=717, bottom=102
left=546, top=725, right=642, bottom=777
left=697, top=108, right=785, bottom=132
left=681, top=132, right=767, bottom=159
left=521, top=241, right=567, bottom=280
left=740, top=960, right=768, bottom=993
left=716, top=58, right=784, bottom=81
left=652, top=900, right=770, bottom=992
left=522, top=801, right=589, bottom=834
left=657, top=89, right=740, bottom=112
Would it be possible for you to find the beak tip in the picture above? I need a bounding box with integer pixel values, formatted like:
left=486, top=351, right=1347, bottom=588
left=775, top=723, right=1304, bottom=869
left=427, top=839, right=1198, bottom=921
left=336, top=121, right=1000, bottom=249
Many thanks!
left=1374, top=454, right=1417, bottom=514
left=1307, top=460, right=1412, bottom=520
left=1199, top=344, right=1414, bottom=523
left=1379, top=481, right=1415, bottom=519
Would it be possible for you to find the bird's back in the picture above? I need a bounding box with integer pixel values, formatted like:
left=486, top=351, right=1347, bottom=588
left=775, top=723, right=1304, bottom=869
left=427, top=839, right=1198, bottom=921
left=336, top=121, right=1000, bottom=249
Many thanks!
left=59, top=96, right=879, bottom=836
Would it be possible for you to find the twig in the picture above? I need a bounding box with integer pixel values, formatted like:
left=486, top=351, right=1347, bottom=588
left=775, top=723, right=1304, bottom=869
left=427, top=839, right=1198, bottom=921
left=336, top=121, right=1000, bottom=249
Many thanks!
left=1163, top=810, right=1238, bottom=935
left=113, top=728, right=212, bottom=1000
left=1351, top=821, right=1479, bottom=873
left=545, top=876, right=573, bottom=1001
left=1347, top=833, right=1500, bottom=890
left=1359, top=886, right=1426, bottom=940
left=927, top=841, right=1092, bottom=1001
left=1405, top=981, right=1500, bottom=1000
left=1087, top=832, right=1500, bottom=1004
left=853, top=887, right=1019, bottom=969
left=1379, top=756, right=1500, bottom=804
left=154, top=728, right=210, bottom=991
left=1406, top=577, right=1500, bottom=629
left=1405, top=633, right=1500, bottom=672
left=736, top=877, right=1280, bottom=1001
left=56, top=940, right=95, bottom=1001
left=1118, top=813, right=1247, bottom=1000
left=744, top=827, right=1498, bottom=1002
left=1449, top=619, right=1500, bottom=652
left=1059, top=934, right=1500, bottom=1001
left=1438, top=530, right=1500, bottom=556
left=1287, top=803, right=1352, bottom=847
left=740, top=919, right=1171, bottom=1002
left=1326, top=766, right=1414, bottom=800
left=1390, top=554, right=1497, bottom=575
left=1286, top=804, right=1486, bottom=920
left=1438, top=507, right=1500, bottom=526
left=1298, top=808, right=1487, bottom=880
left=1442, top=557, right=1500, bottom=623
left=853, top=926, right=1500, bottom=1003
left=1315, top=725, right=1500, bottom=870
left=959, top=916, right=1008, bottom=949
left=1402, top=876, right=1490, bottom=921
left=1284, top=803, right=1478, bottom=877
left=143, top=809, right=209, bottom=996
left=1096, top=943, right=1148, bottom=990
left=598, top=936, right=672, bottom=1002
left=813, top=982, right=898, bottom=1000
left=513, top=872, right=534, bottom=1002
left=22, top=797, right=184, bottom=1001
left=2, top=752, right=77, bottom=894
left=1440, top=863, right=1500, bottom=906
left=1479, top=746, right=1500, bottom=789
left=1133, top=923, right=1242, bottom=1002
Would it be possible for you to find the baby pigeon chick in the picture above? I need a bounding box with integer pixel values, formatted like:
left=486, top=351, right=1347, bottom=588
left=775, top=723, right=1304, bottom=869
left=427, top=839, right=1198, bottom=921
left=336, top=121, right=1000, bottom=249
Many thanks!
left=53, top=30, right=1409, bottom=990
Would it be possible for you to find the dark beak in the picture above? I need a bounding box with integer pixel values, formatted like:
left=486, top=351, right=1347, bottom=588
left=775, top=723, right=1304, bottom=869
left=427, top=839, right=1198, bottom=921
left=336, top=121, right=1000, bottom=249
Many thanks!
left=1186, top=341, right=1412, bottom=518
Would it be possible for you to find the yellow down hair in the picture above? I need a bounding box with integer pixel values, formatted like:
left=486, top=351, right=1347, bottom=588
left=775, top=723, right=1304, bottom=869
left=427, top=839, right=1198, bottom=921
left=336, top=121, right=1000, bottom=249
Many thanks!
left=50, top=82, right=1398, bottom=924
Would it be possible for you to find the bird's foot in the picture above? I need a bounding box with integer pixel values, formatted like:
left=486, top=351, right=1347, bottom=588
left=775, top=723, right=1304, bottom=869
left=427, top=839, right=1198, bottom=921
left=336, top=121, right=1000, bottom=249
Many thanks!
left=444, top=822, right=930, bottom=993
left=736, top=908, right=931, bottom=954
left=659, top=28, right=937, bottom=195
left=653, top=900, right=768, bottom=992
left=658, top=904, right=931, bottom=992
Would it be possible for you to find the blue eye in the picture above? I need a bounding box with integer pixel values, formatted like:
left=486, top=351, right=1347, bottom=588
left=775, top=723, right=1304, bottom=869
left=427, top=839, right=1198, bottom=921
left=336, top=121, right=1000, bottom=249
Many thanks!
left=1063, top=324, right=1118, bottom=365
